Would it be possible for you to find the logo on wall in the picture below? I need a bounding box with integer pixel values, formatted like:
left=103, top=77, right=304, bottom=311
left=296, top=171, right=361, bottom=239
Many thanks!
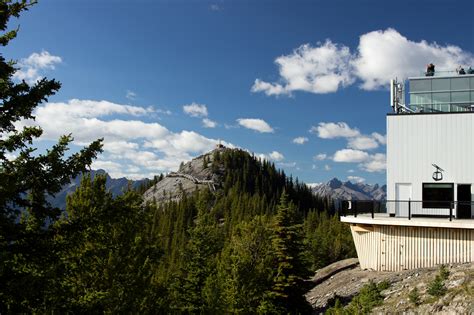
left=432, top=164, right=444, bottom=181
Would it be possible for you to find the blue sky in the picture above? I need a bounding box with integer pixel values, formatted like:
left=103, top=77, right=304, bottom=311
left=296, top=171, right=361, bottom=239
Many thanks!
left=6, top=0, right=474, bottom=184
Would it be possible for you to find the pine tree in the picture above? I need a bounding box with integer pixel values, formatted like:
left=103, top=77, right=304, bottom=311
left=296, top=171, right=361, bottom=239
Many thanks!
left=268, top=190, right=312, bottom=314
left=0, top=2, right=102, bottom=311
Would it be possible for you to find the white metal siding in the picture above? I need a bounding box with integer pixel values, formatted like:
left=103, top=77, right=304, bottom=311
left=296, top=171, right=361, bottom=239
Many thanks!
left=351, top=224, right=474, bottom=271
left=387, top=113, right=474, bottom=217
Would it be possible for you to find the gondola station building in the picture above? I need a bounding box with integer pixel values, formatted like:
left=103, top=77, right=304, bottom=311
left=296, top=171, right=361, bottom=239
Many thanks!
left=341, top=69, right=474, bottom=271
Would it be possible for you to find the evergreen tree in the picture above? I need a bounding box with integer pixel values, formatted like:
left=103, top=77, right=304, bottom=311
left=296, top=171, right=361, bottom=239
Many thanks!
left=0, top=2, right=102, bottom=311
left=267, top=190, right=312, bottom=314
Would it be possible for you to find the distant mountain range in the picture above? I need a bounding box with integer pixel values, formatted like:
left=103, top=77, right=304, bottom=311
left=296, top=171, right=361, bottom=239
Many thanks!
left=311, top=178, right=386, bottom=201
left=48, top=169, right=149, bottom=209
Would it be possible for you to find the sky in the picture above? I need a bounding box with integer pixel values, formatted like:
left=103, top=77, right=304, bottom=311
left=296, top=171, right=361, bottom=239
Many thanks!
left=5, top=0, right=474, bottom=185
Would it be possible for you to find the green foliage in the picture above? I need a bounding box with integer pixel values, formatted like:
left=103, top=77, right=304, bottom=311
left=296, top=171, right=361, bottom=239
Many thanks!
left=0, top=1, right=102, bottom=312
left=267, top=191, right=312, bottom=314
left=52, top=175, right=163, bottom=313
left=439, top=264, right=450, bottom=281
left=0, top=1, right=358, bottom=313
left=427, top=265, right=450, bottom=298
left=428, top=275, right=447, bottom=297
left=304, top=210, right=356, bottom=270
left=408, top=287, right=421, bottom=306
left=326, top=281, right=388, bottom=315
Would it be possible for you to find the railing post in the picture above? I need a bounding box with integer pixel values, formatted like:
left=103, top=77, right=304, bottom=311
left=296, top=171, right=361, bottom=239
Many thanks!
left=354, top=200, right=357, bottom=218
left=449, top=202, right=453, bottom=221
left=408, top=199, right=411, bottom=220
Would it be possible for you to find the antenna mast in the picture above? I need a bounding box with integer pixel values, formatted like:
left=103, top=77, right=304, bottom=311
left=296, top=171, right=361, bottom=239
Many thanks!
left=390, top=79, right=413, bottom=113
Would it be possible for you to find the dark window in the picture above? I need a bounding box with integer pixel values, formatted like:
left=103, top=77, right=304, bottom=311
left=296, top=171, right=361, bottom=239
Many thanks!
left=422, top=183, right=453, bottom=208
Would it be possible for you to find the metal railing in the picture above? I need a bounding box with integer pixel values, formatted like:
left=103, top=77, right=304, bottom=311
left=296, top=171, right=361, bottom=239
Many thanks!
left=339, top=200, right=474, bottom=221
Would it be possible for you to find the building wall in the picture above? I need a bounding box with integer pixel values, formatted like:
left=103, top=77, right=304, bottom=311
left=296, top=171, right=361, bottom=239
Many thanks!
left=387, top=112, right=474, bottom=216
left=351, top=224, right=474, bottom=271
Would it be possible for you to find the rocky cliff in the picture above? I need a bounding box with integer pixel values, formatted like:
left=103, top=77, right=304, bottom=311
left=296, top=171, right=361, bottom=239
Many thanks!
left=312, top=178, right=386, bottom=201
left=306, top=259, right=473, bottom=314
left=143, top=146, right=229, bottom=204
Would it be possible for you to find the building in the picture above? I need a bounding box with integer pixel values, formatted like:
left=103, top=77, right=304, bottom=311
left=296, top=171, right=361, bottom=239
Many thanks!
left=341, top=70, right=474, bottom=271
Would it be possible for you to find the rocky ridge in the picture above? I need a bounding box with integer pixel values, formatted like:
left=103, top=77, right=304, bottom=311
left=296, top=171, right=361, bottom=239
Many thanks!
left=306, top=259, right=474, bottom=314
left=143, top=146, right=229, bottom=204
left=311, top=177, right=386, bottom=201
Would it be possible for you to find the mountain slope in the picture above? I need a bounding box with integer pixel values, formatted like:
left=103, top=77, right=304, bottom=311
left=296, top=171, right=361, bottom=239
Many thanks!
left=312, top=178, right=386, bottom=201
left=48, top=169, right=149, bottom=209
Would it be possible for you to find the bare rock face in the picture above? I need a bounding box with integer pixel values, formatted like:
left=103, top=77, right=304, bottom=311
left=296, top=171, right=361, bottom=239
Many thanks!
left=311, top=178, right=387, bottom=201
left=306, top=261, right=474, bottom=314
left=143, top=146, right=229, bottom=204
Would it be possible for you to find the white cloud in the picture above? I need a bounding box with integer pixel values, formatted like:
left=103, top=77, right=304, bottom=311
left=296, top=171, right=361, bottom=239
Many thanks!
left=18, top=99, right=230, bottom=179
left=371, top=132, right=386, bottom=145
left=13, top=51, right=62, bottom=83
left=324, top=164, right=331, bottom=171
left=348, top=169, right=355, bottom=173
left=306, top=182, right=322, bottom=189
left=252, top=40, right=355, bottom=96
left=257, top=150, right=284, bottom=162
left=347, top=135, right=379, bottom=150
left=353, top=28, right=474, bottom=90
left=314, top=153, right=327, bottom=161
left=311, top=122, right=360, bottom=139
left=202, top=118, right=217, bottom=128
left=312, top=164, right=317, bottom=170
left=183, top=103, right=208, bottom=118
left=253, top=28, right=474, bottom=95
left=126, top=90, right=137, bottom=100
left=292, top=136, right=308, bottom=145
left=348, top=176, right=365, bottom=183
left=333, top=149, right=369, bottom=163
left=237, top=118, right=274, bottom=133
left=361, top=153, right=386, bottom=173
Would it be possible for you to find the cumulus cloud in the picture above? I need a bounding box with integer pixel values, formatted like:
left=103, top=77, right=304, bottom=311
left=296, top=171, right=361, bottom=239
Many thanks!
left=348, top=176, right=365, bottom=183
left=183, top=103, right=208, bottom=117
left=361, top=153, right=386, bottom=173
left=314, top=153, right=327, bottom=161
left=333, top=149, right=369, bottom=163
left=257, top=151, right=284, bottom=162
left=292, top=136, right=308, bottom=144
left=18, top=99, right=230, bottom=179
left=353, top=28, right=474, bottom=90
left=347, top=135, right=379, bottom=150
left=202, top=118, right=217, bottom=128
left=371, top=132, right=386, bottom=145
left=311, top=122, right=360, bottom=139
left=13, top=51, right=62, bottom=84
left=332, top=149, right=386, bottom=173
left=237, top=118, right=274, bottom=133
left=252, top=28, right=474, bottom=96
left=252, top=40, right=354, bottom=96
left=324, top=165, right=331, bottom=171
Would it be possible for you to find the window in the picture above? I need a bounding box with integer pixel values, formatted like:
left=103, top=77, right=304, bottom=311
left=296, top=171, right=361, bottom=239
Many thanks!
left=450, top=77, right=470, bottom=90
left=422, top=183, right=453, bottom=209
left=410, top=79, right=431, bottom=93
left=432, top=78, right=450, bottom=91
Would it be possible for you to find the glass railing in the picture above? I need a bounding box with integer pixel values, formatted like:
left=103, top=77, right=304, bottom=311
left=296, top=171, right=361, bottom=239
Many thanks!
left=408, top=103, right=474, bottom=113
left=419, top=70, right=474, bottom=77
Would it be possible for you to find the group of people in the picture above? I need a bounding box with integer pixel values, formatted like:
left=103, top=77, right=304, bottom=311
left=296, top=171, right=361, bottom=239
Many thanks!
left=425, top=63, right=474, bottom=76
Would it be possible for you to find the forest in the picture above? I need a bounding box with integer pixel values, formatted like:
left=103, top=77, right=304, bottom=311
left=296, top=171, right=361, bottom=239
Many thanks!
left=0, top=1, right=356, bottom=313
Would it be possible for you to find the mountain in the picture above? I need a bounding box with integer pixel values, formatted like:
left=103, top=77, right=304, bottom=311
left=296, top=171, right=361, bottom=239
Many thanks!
left=311, top=177, right=386, bottom=201
left=143, top=145, right=230, bottom=204
left=48, top=169, right=149, bottom=209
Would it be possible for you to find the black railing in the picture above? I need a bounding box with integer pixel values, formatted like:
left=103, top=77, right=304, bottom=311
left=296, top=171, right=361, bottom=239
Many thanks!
left=339, top=200, right=474, bottom=221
